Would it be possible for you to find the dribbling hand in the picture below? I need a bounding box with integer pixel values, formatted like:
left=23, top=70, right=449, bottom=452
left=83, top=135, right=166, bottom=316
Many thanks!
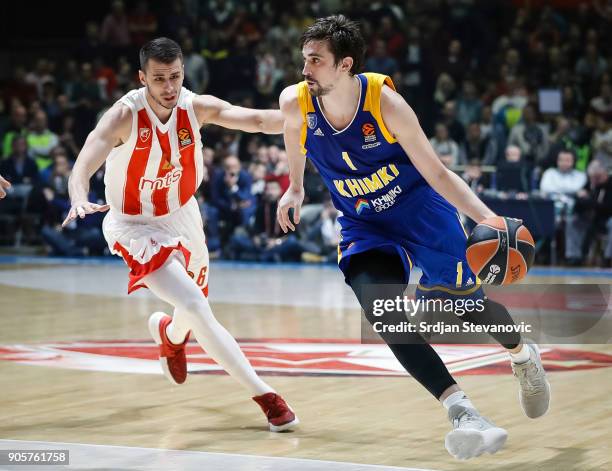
left=277, top=187, right=304, bottom=233
left=62, top=201, right=110, bottom=228
left=0, top=174, right=11, bottom=199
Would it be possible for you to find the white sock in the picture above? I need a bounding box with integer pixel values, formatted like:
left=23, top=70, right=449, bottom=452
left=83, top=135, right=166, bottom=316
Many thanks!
left=442, top=390, right=475, bottom=411
left=510, top=343, right=530, bottom=364
left=166, top=308, right=190, bottom=345
left=144, top=256, right=275, bottom=396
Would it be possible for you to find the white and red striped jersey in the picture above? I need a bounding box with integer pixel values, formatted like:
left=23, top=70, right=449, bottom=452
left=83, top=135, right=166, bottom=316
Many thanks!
left=104, top=87, right=204, bottom=217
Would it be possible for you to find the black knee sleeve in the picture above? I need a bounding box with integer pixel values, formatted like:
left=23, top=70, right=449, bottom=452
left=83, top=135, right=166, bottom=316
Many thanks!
left=347, top=250, right=457, bottom=399
left=461, top=299, right=521, bottom=349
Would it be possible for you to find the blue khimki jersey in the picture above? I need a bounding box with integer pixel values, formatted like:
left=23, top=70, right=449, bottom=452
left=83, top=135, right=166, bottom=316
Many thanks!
left=297, top=73, right=429, bottom=223
left=297, top=73, right=483, bottom=299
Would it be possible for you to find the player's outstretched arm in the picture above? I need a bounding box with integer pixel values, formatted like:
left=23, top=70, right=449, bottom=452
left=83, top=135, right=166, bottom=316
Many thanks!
left=277, top=85, right=306, bottom=233
left=0, top=174, right=11, bottom=199
left=380, top=86, right=496, bottom=223
left=194, top=95, right=283, bottom=134
left=62, top=103, right=131, bottom=228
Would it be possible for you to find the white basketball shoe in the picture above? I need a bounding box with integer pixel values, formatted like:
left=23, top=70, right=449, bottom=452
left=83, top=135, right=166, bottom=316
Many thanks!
left=445, top=405, right=508, bottom=460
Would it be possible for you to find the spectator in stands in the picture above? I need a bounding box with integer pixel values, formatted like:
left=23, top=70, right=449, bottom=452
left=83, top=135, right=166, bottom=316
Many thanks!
left=225, top=35, right=257, bottom=100
left=433, top=73, right=456, bottom=112
left=303, top=160, right=328, bottom=204
left=590, top=83, right=612, bottom=120
left=456, top=80, right=483, bottom=130
left=462, top=159, right=490, bottom=194
left=38, top=152, right=100, bottom=256
left=249, top=161, right=267, bottom=200
left=77, top=22, right=105, bottom=63
left=24, top=59, right=54, bottom=100
left=41, top=80, right=63, bottom=133
left=574, top=43, right=608, bottom=90
left=374, top=15, right=404, bottom=58
left=206, top=0, right=236, bottom=29
left=398, top=25, right=432, bottom=119
left=228, top=179, right=280, bottom=261
left=115, top=57, right=137, bottom=91
left=182, top=38, right=209, bottom=94
left=430, top=123, right=461, bottom=168
left=255, top=42, right=282, bottom=98
left=591, top=116, right=612, bottom=170
left=26, top=110, right=59, bottom=171
left=210, top=154, right=255, bottom=246
left=566, top=160, right=612, bottom=266
left=128, top=0, right=158, bottom=47
left=100, top=0, right=131, bottom=52
left=440, top=100, right=466, bottom=145
left=301, top=197, right=342, bottom=263
left=491, top=78, right=528, bottom=122
left=57, top=115, right=81, bottom=161
left=507, top=104, right=549, bottom=163
left=318, top=198, right=341, bottom=261
left=0, top=136, right=39, bottom=185
left=545, top=116, right=590, bottom=169
left=92, top=57, right=117, bottom=100
left=228, top=180, right=305, bottom=262
left=365, top=39, right=398, bottom=77
left=436, top=39, right=466, bottom=84
left=462, top=122, right=490, bottom=163
left=71, top=63, right=104, bottom=107
left=2, top=104, right=28, bottom=158
left=2, top=67, right=37, bottom=106
left=44, top=151, right=71, bottom=198
left=540, top=149, right=587, bottom=196
left=495, top=145, right=531, bottom=198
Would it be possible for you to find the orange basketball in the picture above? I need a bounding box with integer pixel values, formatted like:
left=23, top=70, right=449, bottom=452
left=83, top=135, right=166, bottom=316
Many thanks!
left=466, top=216, right=535, bottom=285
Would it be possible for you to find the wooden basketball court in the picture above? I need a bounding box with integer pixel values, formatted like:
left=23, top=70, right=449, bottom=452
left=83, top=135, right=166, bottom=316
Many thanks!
left=0, top=257, right=610, bottom=470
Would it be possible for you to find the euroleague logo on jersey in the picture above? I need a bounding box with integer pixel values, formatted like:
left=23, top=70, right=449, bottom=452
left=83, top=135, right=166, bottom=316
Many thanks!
left=362, top=123, right=376, bottom=136
left=178, top=128, right=193, bottom=147
left=361, top=122, right=381, bottom=149
left=139, top=127, right=151, bottom=142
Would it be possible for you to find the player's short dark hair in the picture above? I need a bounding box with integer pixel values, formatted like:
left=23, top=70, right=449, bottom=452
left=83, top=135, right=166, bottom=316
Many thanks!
left=299, top=15, right=365, bottom=75
left=139, top=37, right=183, bottom=71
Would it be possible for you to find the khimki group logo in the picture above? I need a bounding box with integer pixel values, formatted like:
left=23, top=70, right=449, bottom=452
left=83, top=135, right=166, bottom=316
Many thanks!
left=355, top=198, right=370, bottom=214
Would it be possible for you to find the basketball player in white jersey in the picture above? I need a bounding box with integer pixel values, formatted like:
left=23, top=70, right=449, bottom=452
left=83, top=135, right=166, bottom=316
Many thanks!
left=62, top=38, right=297, bottom=432
left=0, top=174, right=10, bottom=198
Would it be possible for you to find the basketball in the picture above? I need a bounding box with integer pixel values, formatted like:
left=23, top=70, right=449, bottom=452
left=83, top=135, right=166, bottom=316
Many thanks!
left=466, top=216, right=535, bottom=285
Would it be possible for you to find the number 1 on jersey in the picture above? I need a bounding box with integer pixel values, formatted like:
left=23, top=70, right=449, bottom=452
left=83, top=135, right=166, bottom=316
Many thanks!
left=456, top=261, right=463, bottom=287
left=342, top=151, right=358, bottom=170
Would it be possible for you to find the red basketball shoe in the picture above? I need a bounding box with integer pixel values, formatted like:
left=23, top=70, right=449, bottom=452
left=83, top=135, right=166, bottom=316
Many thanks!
left=252, top=392, right=299, bottom=432
left=148, top=312, right=190, bottom=385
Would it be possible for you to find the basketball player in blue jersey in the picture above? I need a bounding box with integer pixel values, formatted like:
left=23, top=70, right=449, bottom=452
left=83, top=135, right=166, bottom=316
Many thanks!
left=278, top=16, right=550, bottom=460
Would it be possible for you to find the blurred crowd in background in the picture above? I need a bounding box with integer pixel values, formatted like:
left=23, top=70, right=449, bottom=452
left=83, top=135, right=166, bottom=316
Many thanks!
left=1, top=0, right=611, bottom=266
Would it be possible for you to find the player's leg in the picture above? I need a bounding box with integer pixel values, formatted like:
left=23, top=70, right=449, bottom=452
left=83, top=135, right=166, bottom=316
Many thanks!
left=414, top=198, right=551, bottom=420
left=143, top=255, right=298, bottom=431
left=347, top=249, right=458, bottom=399
left=458, top=297, right=551, bottom=418
left=431, top=257, right=551, bottom=419
left=346, top=249, right=506, bottom=459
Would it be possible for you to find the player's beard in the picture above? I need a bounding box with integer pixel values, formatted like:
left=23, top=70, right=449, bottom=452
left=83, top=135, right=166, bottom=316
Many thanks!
left=308, top=81, right=334, bottom=97
left=146, top=85, right=178, bottom=110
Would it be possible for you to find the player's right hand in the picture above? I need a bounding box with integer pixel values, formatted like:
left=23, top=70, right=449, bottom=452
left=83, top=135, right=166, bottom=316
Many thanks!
left=277, top=187, right=304, bottom=233
left=61, top=201, right=110, bottom=228
left=0, top=174, right=11, bottom=199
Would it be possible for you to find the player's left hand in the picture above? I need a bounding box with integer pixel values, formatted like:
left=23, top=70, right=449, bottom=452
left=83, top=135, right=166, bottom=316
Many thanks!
left=61, top=201, right=110, bottom=228
left=277, top=187, right=304, bottom=233
left=0, top=174, right=11, bottom=199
